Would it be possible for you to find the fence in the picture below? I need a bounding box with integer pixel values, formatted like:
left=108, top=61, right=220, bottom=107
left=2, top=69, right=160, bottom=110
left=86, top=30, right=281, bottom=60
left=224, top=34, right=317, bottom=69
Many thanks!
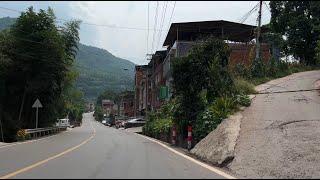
left=24, top=127, right=67, bottom=139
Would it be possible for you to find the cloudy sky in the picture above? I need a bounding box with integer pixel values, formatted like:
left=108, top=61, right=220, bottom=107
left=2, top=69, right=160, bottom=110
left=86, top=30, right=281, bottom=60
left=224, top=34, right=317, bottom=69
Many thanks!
left=0, top=1, right=271, bottom=65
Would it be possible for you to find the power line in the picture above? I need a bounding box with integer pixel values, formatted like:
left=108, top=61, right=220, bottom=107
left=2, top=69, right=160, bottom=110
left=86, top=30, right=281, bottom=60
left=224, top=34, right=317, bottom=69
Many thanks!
left=157, top=1, right=168, bottom=49
left=263, top=1, right=271, bottom=14
left=147, top=2, right=150, bottom=56
left=160, top=1, right=176, bottom=48
left=238, top=2, right=260, bottom=24
left=151, top=1, right=159, bottom=54
left=167, top=1, right=176, bottom=30
left=0, top=6, right=169, bottom=32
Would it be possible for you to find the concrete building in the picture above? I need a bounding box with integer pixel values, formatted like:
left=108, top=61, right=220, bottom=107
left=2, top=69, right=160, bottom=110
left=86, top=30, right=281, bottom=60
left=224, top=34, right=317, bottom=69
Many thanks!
left=135, top=20, right=273, bottom=115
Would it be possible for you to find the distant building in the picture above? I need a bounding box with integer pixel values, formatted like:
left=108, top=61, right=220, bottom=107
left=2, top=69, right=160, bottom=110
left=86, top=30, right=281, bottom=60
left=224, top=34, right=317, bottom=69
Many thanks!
left=101, top=99, right=115, bottom=116
left=134, top=65, right=150, bottom=116
left=119, top=91, right=135, bottom=117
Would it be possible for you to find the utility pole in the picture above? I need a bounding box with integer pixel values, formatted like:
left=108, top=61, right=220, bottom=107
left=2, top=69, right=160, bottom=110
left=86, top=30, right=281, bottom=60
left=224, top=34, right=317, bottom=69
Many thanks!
left=255, top=0, right=263, bottom=61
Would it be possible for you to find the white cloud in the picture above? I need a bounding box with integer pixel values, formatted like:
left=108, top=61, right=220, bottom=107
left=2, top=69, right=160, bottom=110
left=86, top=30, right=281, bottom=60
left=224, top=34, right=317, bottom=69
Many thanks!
left=65, top=1, right=271, bottom=65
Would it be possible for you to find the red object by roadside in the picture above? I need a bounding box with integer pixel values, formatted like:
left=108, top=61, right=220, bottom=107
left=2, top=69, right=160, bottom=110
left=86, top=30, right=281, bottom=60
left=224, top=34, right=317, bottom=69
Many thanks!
left=172, top=126, right=176, bottom=145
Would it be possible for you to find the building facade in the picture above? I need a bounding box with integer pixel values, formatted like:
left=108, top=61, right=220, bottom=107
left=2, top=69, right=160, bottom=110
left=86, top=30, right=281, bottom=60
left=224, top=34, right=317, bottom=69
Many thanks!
left=101, top=99, right=116, bottom=116
left=135, top=20, right=273, bottom=116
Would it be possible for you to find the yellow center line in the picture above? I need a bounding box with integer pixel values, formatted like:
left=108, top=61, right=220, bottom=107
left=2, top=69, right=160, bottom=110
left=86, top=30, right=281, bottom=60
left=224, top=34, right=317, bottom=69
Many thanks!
left=0, top=121, right=96, bottom=179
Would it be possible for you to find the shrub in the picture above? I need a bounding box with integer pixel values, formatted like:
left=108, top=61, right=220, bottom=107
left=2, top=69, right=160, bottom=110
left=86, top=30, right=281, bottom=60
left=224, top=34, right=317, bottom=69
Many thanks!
left=194, top=108, right=223, bottom=142
left=209, top=96, right=238, bottom=119
left=16, top=129, right=31, bottom=141
left=250, top=58, right=266, bottom=78
left=231, top=62, right=251, bottom=78
left=143, top=117, right=173, bottom=140
left=143, top=100, right=175, bottom=139
left=93, top=105, right=103, bottom=122
left=235, top=94, right=251, bottom=107
left=234, top=78, right=256, bottom=95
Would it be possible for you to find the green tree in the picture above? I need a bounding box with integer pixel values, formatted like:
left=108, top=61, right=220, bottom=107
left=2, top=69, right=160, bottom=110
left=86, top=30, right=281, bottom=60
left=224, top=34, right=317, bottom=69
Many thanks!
left=0, top=7, right=81, bottom=141
left=171, top=37, right=234, bottom=135
left=269, top=1, right=320, bottom=65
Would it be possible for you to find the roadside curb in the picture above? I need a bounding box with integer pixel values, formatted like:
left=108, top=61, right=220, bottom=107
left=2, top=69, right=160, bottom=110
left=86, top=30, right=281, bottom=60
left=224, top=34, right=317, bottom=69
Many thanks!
left=134, top=132, right=237, bottom=179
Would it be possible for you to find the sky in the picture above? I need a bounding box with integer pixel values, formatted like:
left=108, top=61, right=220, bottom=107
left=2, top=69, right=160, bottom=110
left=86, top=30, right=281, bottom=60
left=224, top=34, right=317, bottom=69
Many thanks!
left=0, top=1, right=271, bottom=65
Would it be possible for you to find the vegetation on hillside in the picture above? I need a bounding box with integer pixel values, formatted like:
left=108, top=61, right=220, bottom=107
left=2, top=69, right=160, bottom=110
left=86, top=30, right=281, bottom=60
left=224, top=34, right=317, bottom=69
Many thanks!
left=0, top=7, right=84, bottom=142
left=0, top=17, right=135, bottom=101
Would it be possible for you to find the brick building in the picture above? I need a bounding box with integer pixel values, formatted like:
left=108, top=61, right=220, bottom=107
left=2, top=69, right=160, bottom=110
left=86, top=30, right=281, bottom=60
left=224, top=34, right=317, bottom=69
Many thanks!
left=135, top=20, right=274, bottom=116
left=101, top=99, right=116, bottom=116
left=119, top=91, right=135, bottom=117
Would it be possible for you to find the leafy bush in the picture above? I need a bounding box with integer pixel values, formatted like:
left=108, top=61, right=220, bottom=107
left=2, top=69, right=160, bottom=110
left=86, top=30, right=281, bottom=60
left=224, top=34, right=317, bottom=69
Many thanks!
left=193, top=96, right=238, bottom=142
left=232, top=62, right=251, bottom=78
left=194, top=108, right=223, bottom=142
left=235, top=94, right=251, bottom=107
left=209, top=96, right=238, bottom=119
left=16, top=129, right=31, bottom=141
left=143, top=100, right=176, bottom=139
left=234, top=78, right=256, bottom=95
left=250, top=58, right=267, bottom=78
left=93, top=105, right=103, bottom=122
left=143, top=117, right=173, bottom=139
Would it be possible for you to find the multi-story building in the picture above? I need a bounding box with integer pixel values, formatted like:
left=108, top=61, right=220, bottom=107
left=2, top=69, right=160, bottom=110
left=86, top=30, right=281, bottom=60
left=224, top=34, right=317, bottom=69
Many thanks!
left=101, top=99, right=115, bottom=116
left=134, top=65, right=150, bottom=116
left=161, top=20, right=272, bottom=99
left=119, top=91, right=135, bottom=117
left=135, top=20, right=274, bottom=115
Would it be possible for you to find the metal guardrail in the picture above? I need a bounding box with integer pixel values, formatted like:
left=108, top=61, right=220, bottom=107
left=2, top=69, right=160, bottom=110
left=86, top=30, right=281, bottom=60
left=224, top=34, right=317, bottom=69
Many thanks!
left=24, top=126, right=67, bottom=139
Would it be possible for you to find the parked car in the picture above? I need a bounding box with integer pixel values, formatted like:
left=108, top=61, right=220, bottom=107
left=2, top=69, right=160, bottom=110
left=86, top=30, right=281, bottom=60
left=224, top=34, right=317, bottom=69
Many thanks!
left=124, top=118, right=146, bottom=129
left=106, top=117, right=115, bottom=127
left=56, top=118, right=70, bottom=127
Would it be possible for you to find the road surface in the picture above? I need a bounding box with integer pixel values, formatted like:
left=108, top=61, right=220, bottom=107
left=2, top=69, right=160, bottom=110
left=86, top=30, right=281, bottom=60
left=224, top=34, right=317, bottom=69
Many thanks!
left=229, top=70, right=320, bottom=178
left=0, top=113, right=231, bottom=179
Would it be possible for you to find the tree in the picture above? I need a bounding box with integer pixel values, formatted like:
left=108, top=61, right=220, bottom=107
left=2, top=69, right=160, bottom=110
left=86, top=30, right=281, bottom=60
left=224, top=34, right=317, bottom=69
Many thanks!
left=96, top=89, right=118, bottom=106
left=0, top=7, right=81, bottom=141
left=269, top=1, right=320, bottom=65
left=171, top=37, right=234, bottom=135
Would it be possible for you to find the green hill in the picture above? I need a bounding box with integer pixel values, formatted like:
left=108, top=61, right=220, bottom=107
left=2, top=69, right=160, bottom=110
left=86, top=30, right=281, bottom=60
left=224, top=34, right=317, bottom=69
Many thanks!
left=0, top=17, right=135, bottom=101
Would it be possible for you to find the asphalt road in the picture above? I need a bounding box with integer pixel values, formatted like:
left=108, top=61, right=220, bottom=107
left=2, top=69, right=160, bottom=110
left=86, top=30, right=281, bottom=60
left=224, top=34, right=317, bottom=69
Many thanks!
left=229, top=70, right=320, bottom=178
left=0, top=113, right=230, bottom=179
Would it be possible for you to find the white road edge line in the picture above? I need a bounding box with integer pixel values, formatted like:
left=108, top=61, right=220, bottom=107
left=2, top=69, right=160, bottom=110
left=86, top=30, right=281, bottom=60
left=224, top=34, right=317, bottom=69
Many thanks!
left=136, top=133, right=236, bottom=179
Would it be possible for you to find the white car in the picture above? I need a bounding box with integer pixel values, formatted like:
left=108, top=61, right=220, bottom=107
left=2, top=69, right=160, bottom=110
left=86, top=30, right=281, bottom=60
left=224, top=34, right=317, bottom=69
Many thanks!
left=56, top=118, right=70, bottom=127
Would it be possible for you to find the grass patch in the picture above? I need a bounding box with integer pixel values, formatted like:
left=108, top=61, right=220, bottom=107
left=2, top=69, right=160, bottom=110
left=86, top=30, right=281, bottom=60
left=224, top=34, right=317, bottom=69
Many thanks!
left=234, top=78, right=257, bottom=94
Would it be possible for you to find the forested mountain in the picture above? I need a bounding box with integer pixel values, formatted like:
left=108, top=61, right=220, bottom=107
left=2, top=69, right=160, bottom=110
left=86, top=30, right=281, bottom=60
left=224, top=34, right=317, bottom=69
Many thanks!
left=75, top=44, right=135, bottom=101
left=0, top=17, right=135, bottom=101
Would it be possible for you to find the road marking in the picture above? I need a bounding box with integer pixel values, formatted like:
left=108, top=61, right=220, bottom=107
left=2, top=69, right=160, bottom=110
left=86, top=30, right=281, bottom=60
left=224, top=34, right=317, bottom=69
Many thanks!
left=0, top=122, right=96, bottom=179
left=0, top=130, right=69, bottom=150
left=136, top=134, right=236, bottom=179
